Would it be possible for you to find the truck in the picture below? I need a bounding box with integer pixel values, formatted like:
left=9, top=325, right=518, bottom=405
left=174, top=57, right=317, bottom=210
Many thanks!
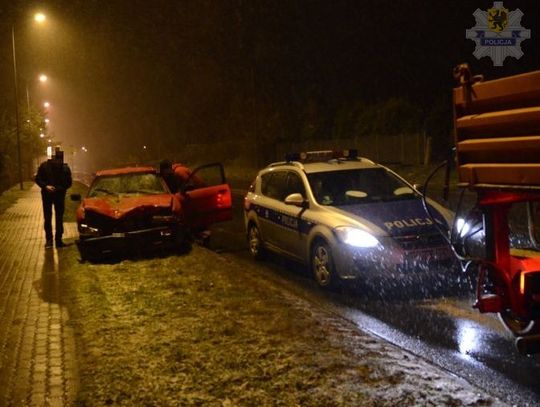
left=451, top=63, right=540, bottom=355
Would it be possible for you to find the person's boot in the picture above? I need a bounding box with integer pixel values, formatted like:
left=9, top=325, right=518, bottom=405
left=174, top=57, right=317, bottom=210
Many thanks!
left=45, top=239, right=53, bottom=248
left=55, top=237, right=66, bottom=248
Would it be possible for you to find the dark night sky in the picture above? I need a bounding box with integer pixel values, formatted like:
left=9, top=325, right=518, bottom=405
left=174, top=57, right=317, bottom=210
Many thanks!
left=1, top=0, right=539, bottom=168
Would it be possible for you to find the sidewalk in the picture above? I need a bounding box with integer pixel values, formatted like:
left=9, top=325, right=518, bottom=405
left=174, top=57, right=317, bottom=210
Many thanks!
left=0, top=185, right=78, bottom=407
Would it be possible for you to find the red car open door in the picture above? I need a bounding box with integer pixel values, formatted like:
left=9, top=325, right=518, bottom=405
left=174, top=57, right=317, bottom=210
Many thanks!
left=182, top=163, right=233, bottom=229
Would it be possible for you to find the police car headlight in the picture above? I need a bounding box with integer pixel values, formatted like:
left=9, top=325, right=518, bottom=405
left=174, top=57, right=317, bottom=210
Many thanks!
left=456, top=218, right=471, bottom=237
left=335, top=226, right=379, bottom=248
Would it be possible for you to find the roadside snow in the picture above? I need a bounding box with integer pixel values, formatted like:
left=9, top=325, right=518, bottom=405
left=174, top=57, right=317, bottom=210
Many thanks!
left=63, top=246, right=507, bottom=406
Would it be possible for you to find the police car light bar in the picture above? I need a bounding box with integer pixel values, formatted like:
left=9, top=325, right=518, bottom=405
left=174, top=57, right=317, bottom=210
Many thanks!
left=285, top=149, right=358, bottom=162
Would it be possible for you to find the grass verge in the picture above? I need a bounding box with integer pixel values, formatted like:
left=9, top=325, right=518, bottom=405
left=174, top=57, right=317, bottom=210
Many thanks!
left=59, top=247, right=383, bottom=406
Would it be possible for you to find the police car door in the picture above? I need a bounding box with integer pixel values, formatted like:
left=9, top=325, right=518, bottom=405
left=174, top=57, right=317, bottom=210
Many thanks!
left=258, top=171, right=288, bottom=249
left=259, top=170, right=305, bottom=260
left=282, top=171, right=308, bottom=259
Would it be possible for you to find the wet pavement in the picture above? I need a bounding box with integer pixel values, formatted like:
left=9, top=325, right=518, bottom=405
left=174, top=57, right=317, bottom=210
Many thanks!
left=0, top=185, right=78, bottom=406
left=211, top=192, right=540, bottom=406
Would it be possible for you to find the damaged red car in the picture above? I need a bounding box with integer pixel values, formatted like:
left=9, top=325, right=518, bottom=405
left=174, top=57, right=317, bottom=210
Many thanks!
left=72, top=164, right=232, bottom=261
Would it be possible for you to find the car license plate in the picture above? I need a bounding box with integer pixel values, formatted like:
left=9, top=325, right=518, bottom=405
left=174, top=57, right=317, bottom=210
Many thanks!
left=112, top=232, right=125, bottom=238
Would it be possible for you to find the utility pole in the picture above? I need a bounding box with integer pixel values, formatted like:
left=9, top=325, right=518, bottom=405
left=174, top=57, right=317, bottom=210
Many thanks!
left=11, top=25, right=23, bottom=190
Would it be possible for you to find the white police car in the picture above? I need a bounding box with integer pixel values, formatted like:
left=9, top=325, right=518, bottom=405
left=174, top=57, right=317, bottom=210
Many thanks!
left=244, top=150, right=460, bottom=288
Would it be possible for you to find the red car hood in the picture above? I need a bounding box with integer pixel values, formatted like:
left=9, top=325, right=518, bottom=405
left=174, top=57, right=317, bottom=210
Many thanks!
left=82, top=194, right=174, bottom=219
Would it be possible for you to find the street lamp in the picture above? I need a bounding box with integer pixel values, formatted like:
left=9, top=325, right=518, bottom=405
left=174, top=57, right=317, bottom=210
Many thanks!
left=11, top=12, right=46, bottom=189
left=43, top=101, right=50, bottom=109
left=26, top=73, right=49, bottom=111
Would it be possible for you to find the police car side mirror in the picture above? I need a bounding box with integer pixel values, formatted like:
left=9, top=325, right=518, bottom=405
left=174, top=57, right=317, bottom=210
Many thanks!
left=70, top=193, right=81, bottom=201
left=284, top=193, right=307, bottom=208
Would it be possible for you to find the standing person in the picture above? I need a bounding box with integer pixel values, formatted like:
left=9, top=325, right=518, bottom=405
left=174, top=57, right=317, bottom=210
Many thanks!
left=35, top=148, right=72, bottom=248
left=159, top=159, right=179, bottom=193
left=159, top=159, right=202, bottom=193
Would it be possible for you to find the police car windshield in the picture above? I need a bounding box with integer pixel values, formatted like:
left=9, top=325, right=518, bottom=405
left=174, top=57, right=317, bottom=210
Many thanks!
left=307, top=168, right=418, bottom=206
left=88, top=173, right=167, bottom=197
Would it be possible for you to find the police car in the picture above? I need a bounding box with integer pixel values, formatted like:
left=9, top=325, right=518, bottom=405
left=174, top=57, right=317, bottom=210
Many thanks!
left=244, top=150, right=461, bottom=288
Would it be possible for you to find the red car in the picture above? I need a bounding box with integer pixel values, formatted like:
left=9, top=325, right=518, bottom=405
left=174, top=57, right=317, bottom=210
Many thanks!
left=72, top=163, right=232, bottom=260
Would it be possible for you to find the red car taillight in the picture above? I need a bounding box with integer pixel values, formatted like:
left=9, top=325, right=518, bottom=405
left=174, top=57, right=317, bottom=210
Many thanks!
left=216, top=189, right=231, bottom=208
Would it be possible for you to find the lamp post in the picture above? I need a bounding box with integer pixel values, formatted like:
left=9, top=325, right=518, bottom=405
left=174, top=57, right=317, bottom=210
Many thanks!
left=11, top=13, right=46, bottom=190
left=11, top=25, right=23, bottom=190
left=26, top=73, right=48, bottom=112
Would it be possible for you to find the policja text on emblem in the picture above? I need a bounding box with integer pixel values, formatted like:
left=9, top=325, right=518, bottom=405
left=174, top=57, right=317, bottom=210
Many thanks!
left=465, top=1, right=531, bottom=66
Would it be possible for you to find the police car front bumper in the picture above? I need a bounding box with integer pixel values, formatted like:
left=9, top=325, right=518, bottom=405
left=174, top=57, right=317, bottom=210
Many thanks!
left=332, top=238, right=457, bottom=281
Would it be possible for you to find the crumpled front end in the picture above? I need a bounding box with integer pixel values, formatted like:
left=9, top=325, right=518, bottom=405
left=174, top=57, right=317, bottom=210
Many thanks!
left=77, top=206, right=185, bottom=260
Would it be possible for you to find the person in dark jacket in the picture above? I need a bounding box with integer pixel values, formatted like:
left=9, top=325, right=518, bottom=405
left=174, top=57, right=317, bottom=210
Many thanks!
left=159, top=159, right=179, bottom=193
left=35, top=148, right=72, bottom=248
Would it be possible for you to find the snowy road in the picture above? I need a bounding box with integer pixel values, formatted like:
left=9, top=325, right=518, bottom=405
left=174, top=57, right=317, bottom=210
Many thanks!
left=208, top=192, right=540, bottom=406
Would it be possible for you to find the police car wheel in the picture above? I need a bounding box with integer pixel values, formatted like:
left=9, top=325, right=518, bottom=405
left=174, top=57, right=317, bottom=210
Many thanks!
left=311, top=241, right=336, bottom=288
left=248, top=224, right=265, bottom=260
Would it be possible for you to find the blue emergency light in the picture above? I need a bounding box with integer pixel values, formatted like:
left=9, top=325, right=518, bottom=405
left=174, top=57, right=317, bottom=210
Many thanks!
left=285, top=149, right=358, bottom=162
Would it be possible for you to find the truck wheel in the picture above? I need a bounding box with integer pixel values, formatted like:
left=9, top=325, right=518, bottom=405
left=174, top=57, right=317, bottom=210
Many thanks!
left=499, top=311, right=539, bottom=336
left=247, top=224, right=265, bottom=260
left=311, top=240, right=337, bottom=288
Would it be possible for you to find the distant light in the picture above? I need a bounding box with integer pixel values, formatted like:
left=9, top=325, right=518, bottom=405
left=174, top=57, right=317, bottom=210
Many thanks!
left=40, top=133, right=45, bottom=138
left=46, top=145, right=53, bottom=158
left=39, top=74, right=48, bottom=83
left=45, top=118, right=50, bottom=124
left=43, top=101, right=50, bottom=108
left=143, top=145, right=147, bottom=150
left=81, top=146, right=88, bottom=152
left=26, top=119, right=30, bottom=123
left=34, top=13, right=46, bottom=23
left=47, top=139, right=52, bottom=143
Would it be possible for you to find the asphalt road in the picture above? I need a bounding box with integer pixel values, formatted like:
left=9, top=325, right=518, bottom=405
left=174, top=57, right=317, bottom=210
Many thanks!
left=208, top=192, right=540, bottom=406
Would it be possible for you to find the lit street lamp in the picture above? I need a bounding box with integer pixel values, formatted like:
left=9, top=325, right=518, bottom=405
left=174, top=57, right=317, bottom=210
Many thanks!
left=11, top=12, right=46, bottom=189
left=34, top=13, right=46, bottom=23
left=43, top=101, right=50, bottom=109
left=26, top=73, right=49, bottom=111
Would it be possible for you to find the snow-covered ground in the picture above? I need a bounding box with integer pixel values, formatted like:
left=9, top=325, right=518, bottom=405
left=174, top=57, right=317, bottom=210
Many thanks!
left=59, top=244, right=509, bottom=406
